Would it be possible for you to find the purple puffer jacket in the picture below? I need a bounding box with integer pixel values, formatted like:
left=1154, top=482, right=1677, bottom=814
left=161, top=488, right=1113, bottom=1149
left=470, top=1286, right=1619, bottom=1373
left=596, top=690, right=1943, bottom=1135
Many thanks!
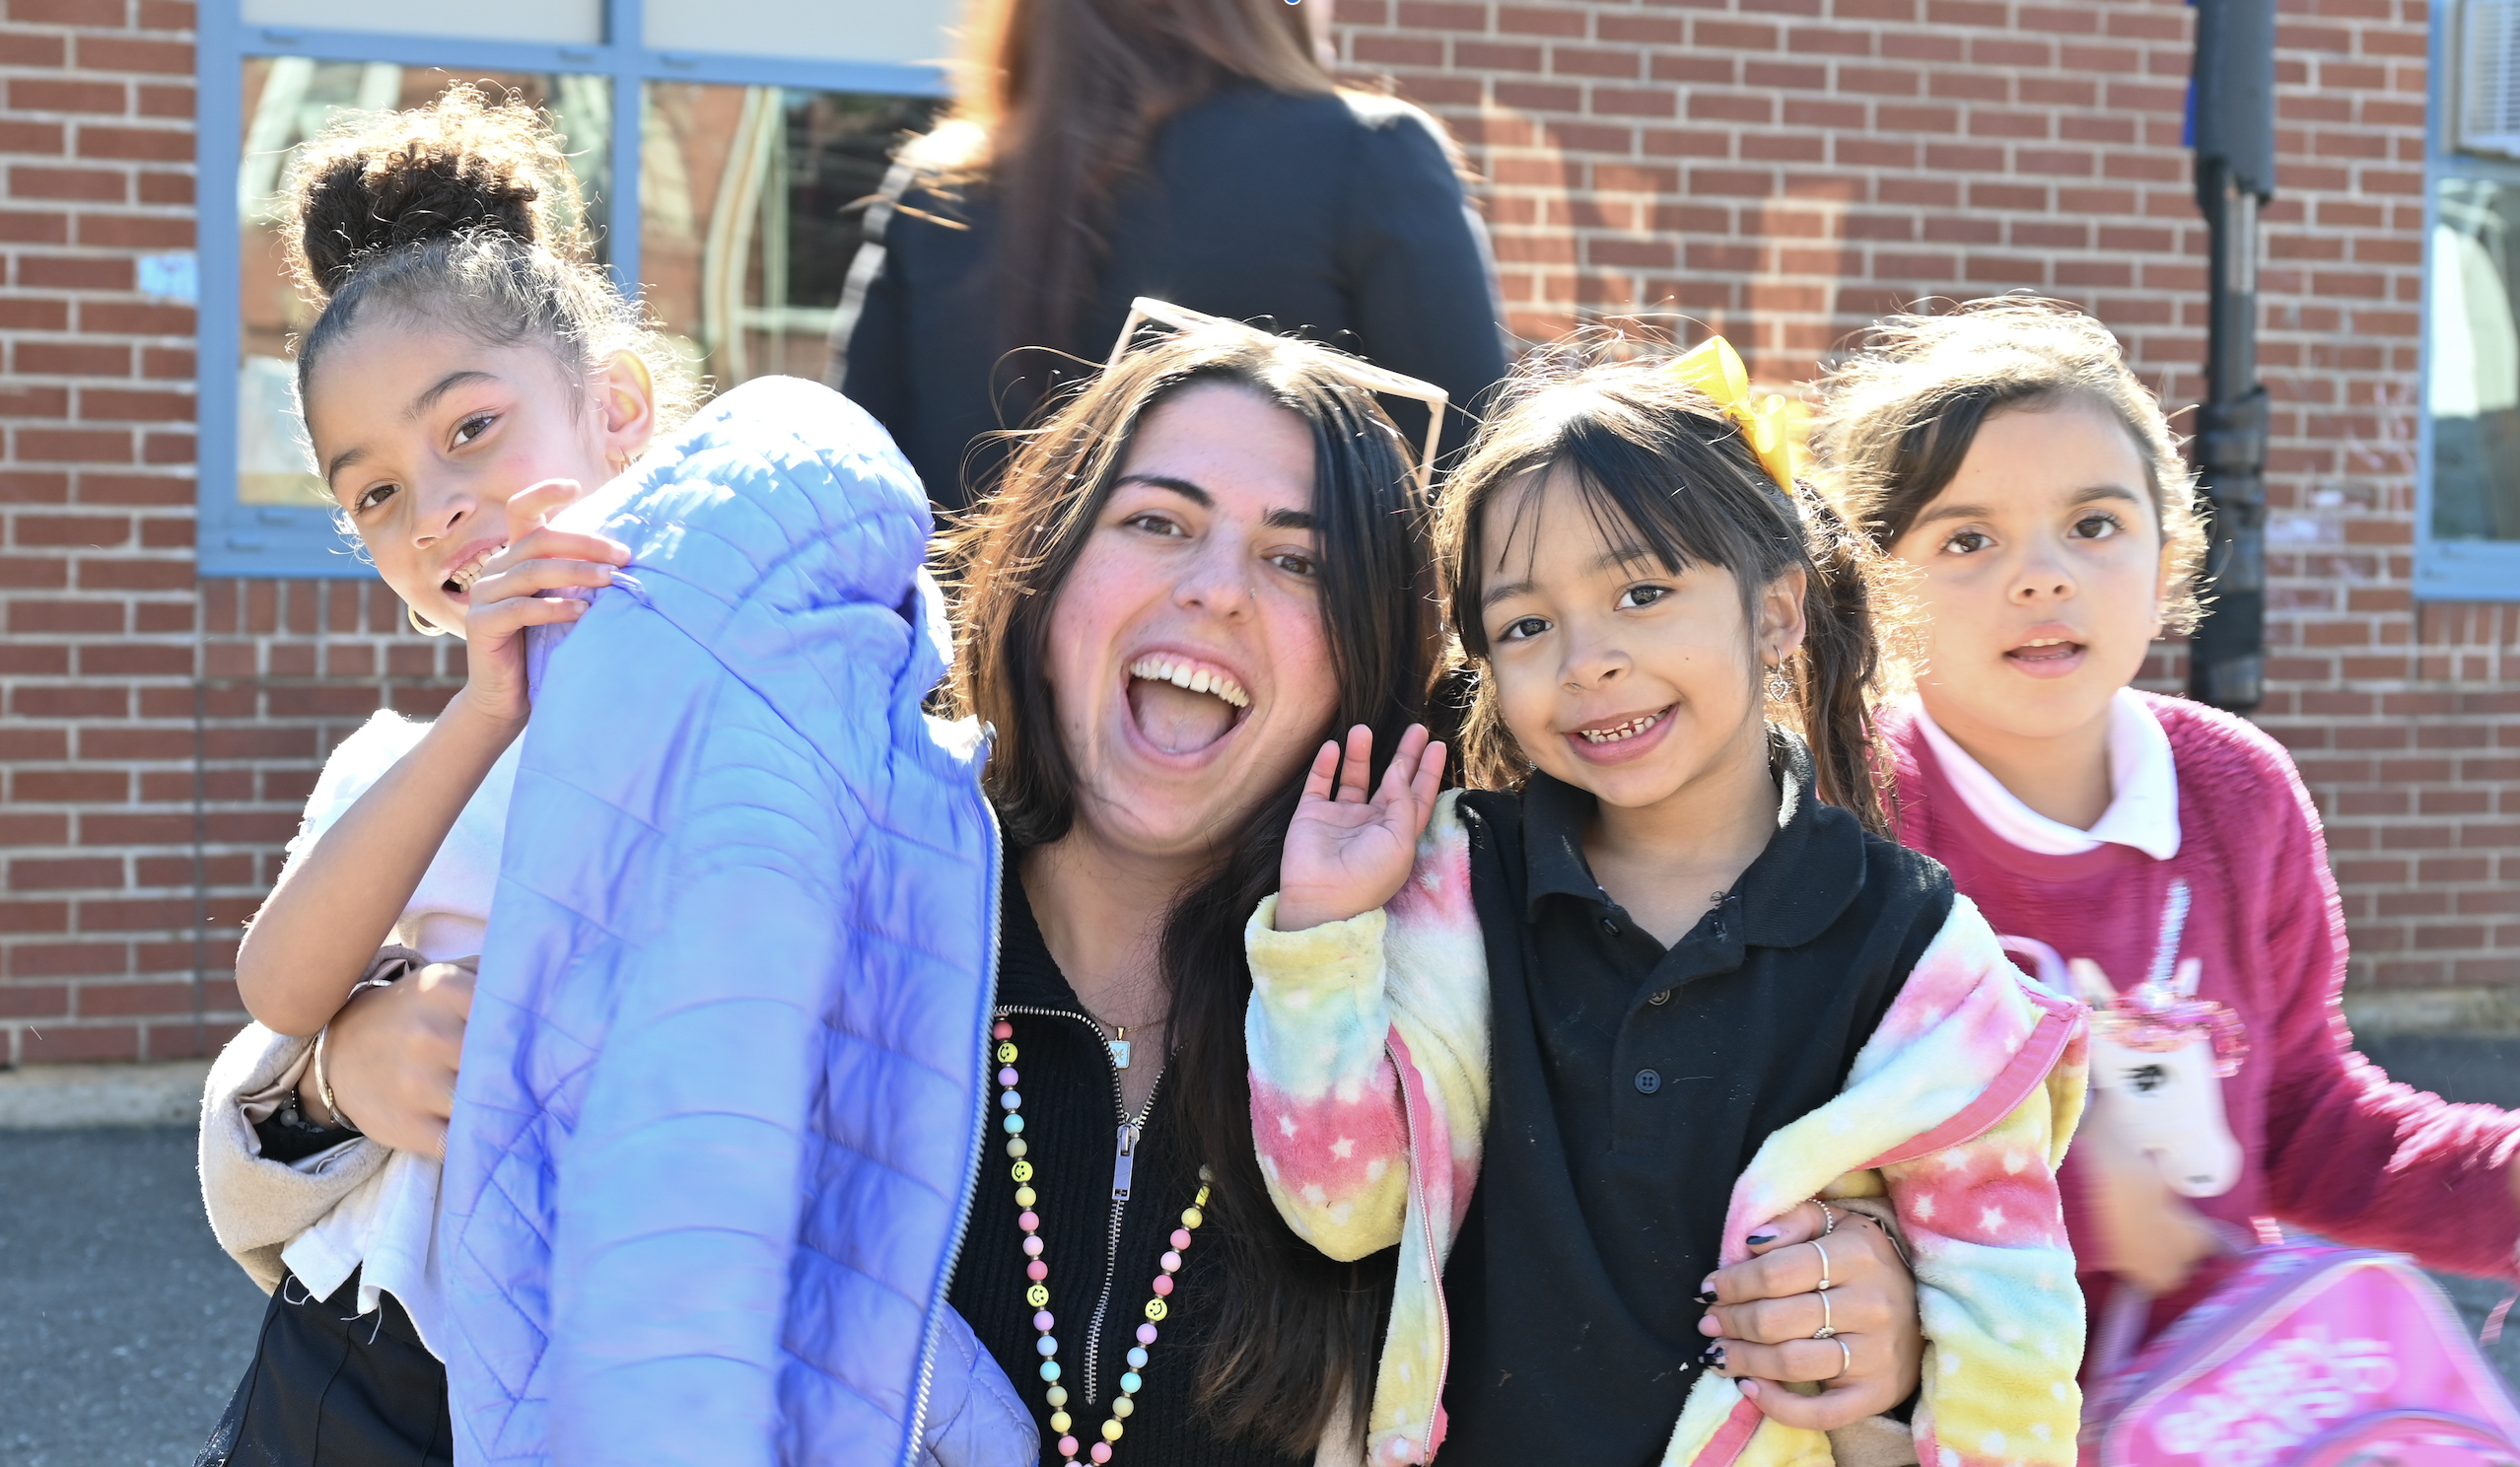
left=439, top=378, right=1032, bottom=1467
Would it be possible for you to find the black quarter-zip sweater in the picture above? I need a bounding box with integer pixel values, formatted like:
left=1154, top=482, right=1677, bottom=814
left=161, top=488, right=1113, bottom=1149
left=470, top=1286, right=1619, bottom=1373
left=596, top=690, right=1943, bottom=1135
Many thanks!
left=1436, top=735, right=1954, bottom=1467
left=950, top=874, right=1308, bottom=1467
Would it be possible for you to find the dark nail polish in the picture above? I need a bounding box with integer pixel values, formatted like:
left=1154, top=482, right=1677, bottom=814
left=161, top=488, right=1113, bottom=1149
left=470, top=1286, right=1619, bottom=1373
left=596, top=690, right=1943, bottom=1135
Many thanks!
left=1699, top=1345, right=1726, bottom=1369
left=1746, top=1231, right=1778, bottom=1245
left=1692, top=1288, right=1717, bottom=1305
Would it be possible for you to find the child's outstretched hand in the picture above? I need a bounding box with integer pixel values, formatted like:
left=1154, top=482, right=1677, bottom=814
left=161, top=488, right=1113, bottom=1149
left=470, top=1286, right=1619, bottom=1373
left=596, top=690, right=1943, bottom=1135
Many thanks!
left=1275, top=724, right=1446, bottom=933
left=459, top=478, right=630, bottom=727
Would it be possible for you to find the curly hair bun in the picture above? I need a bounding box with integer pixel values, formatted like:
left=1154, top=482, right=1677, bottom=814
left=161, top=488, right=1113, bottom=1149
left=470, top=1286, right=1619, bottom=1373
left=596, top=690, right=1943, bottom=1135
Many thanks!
left=285, top=83, right=587, bottom=304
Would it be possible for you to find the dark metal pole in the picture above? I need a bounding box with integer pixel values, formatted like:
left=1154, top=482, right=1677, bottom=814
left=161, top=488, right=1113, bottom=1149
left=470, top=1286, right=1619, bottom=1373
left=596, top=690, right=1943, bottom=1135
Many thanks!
left=2187, top=0, right=2278, bottom=712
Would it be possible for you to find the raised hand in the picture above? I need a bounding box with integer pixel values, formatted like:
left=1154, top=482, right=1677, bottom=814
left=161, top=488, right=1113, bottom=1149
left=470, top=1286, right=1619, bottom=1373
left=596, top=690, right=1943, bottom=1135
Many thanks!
left=458, top=478, right=630, bottom=727
left=1275, top=723, right=1447, bottom=933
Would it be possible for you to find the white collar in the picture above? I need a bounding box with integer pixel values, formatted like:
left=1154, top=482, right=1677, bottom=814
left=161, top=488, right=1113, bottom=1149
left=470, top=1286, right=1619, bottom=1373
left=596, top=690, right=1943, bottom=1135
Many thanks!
left=1911, top=688, right=2182, bottom=861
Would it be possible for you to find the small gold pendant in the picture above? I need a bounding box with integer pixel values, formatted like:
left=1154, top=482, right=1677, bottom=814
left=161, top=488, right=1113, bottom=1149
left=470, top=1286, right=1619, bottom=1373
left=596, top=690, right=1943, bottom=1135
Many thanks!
left=1108, top=1031, right=1132, bottom=1071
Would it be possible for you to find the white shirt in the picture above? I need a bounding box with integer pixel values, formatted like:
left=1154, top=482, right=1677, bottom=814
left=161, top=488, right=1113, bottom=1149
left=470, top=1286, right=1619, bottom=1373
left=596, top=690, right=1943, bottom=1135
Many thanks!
left=1910, top=687, right=2182, bottom=861
left=276, top=708, right=520, bottom=1361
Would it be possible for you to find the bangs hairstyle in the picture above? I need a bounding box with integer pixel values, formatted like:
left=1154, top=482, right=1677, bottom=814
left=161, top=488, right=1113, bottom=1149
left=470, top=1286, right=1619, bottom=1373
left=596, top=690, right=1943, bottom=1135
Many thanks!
left=1437, top=348, right=1899, bottom=834
left=1813, top=297, right=2205, bottom=631
left=939, top=323, right=1437, bottom=1451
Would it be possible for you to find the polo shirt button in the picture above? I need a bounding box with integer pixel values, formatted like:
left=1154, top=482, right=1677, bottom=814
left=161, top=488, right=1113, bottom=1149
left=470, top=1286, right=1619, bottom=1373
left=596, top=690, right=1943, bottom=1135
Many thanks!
left=1648, top=990, right=1670, bottom=1006
left=1634, top=1068, right=1662, bottom=1094
left=1600, top=916, right=1619, bottom=935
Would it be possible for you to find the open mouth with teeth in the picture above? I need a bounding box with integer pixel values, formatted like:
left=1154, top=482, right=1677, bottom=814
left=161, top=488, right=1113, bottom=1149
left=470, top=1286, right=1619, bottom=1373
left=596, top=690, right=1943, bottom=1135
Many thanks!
left=1577, top=710, right=1665, bottom=744
left=2005, top=637, right=2084, bottom=672
left=1126, top=655, right=1253, bottom=756
left=441, top=549, right=499, bottom=599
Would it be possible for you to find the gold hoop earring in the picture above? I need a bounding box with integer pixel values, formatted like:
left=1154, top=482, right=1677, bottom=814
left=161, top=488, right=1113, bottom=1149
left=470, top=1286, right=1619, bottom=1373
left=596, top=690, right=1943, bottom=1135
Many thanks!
left=407, top=602, right=453, bottom=638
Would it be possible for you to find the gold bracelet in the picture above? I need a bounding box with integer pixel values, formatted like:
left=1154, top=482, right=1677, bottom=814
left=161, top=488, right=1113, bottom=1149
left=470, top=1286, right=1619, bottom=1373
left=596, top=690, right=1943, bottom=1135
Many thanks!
left=312, top=1022, right=358, bottom=1135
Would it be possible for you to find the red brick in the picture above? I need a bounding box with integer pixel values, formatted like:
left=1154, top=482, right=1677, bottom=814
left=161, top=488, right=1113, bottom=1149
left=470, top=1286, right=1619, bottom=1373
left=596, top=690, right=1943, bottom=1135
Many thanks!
left=77, top=387, right=188, bottom=422
left=7, top=78, right=126, bottom=113
left=10, top=858, right=121, bottom=891
left=16, top=340, right=129, bottom=376
left=0, top=298, right=69, bottom=329
left=12, top=513, right=131, bottom=546
left=77, top=981, right=206, bottom=1017
left=76, top=211, right=190, bottom=248
left=0, top=120, right=65, bottom=154
left=10, top=166, right=124, bottom=202
left=0, top=986, right=70, bottom=1018
left=72, top=35, right=192, bottom=74
left=0, top=208, right=70, bottom=244
left=17, top=252, right=131, bottom=290
left=74, top=125, right=190, bottom=163
left=0, top=385, right=71, bottom=418
left=0, top=32, right=66, bottom=65
left=135, top=83, right=190, bottom=118
left=135, top=170, right=191, bottom=205
left=19, top=1024, right=141, bottom=1063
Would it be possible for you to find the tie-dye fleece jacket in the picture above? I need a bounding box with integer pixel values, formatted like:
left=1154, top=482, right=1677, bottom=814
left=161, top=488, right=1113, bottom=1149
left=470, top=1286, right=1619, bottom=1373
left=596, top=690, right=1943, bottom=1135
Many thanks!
left=1243, top=790, right=2090, bottom=1467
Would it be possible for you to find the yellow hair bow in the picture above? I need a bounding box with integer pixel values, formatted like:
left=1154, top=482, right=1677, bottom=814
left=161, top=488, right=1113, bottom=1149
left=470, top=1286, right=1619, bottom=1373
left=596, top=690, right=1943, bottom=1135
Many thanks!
left=1666, top=334, right=1811, bottom=495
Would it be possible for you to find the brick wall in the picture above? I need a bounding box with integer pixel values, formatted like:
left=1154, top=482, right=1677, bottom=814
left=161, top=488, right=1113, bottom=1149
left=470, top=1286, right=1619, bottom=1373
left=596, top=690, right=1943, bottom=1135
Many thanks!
left=2, top=0, right=463, bottom=1064
left=0, top=0, right=2508, bottom=1064
left=1336, top=0, right=2519, bottom=1021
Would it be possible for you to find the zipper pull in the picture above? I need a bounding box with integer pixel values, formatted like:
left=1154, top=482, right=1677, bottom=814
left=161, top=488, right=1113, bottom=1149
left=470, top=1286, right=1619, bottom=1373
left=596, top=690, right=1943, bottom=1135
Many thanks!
left=1113, top=1123, right=1138, bottom=1205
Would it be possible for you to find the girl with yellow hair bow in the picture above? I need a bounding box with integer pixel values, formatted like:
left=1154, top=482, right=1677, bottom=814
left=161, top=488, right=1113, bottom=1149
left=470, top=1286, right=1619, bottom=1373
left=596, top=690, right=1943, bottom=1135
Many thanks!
left=1241, top=335, right=2088, bottom=1467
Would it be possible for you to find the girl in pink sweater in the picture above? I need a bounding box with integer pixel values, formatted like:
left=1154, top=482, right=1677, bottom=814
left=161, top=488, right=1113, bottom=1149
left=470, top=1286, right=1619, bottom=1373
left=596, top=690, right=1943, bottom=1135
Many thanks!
left=1814, top=298, right=2520, bottom=1359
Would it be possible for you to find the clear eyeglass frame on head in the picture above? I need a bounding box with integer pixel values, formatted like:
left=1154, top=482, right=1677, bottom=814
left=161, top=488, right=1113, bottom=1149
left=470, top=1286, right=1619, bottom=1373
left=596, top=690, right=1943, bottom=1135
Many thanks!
left=1106, top=297, right=1450, bottom=502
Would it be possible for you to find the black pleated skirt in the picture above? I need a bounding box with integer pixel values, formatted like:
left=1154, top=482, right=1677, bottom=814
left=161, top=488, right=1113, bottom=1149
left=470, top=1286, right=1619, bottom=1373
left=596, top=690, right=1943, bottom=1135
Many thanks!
left=196, top=1268, right=453, bottom=1467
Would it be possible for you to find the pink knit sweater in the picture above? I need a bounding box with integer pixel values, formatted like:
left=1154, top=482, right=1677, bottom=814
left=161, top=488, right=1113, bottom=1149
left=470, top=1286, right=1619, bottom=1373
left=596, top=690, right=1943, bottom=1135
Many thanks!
left=1886, top=692, right=2520, bottom=1336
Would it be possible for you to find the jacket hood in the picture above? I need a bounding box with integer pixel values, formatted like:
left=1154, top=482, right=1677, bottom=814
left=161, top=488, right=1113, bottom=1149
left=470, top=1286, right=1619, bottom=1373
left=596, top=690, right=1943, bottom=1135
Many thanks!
left=533, top=374, right=959, bottom=771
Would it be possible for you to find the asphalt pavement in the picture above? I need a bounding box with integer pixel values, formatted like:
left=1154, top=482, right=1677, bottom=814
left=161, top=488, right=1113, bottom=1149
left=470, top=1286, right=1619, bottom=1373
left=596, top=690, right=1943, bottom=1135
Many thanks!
left=0, top=1127, right=265, bottom=1467
left=1, top=1037, right=2515, bottom=1463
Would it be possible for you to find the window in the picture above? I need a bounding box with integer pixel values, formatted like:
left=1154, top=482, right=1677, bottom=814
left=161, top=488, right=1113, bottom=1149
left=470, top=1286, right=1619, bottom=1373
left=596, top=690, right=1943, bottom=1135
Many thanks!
left=196, top=0, right=951, bottom=577
left=2423, top=0, right=2520, bottom=595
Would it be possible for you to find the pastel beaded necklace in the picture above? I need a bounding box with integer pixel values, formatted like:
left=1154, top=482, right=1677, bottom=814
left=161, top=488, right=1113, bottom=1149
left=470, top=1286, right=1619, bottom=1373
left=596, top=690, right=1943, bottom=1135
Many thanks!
left=995, top=1017, right=1210, bottom=1464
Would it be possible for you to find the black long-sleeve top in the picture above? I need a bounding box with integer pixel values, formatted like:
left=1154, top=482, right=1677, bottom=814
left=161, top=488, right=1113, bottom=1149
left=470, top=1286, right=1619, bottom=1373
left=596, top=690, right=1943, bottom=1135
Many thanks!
left=835, top=83, right=1510, bottom=512
left=950, top=873, right=1309, bottom=1467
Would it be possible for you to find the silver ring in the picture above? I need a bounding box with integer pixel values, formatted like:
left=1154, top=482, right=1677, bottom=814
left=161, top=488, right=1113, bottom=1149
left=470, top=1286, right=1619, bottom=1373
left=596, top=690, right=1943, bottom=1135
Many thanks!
left=1811, top=1291, right=1835, bottom=1340
left=1814, top=1199, right=1838, bottom=1236
left=1829, top=1337, right=1853, bottom=1381
left=1810, top=1237, right=1833, bottom=1292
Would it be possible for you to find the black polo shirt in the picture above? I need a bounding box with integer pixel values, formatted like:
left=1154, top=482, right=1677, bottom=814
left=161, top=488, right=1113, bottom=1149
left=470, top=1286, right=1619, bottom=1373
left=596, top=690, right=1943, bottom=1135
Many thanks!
left=1437, top=734, right=1954, bottom=1466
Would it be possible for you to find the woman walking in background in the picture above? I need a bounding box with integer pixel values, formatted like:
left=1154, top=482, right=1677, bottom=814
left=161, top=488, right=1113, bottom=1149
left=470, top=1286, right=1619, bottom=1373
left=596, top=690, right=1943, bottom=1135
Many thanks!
left=830, top=0, right=1508, bottom=512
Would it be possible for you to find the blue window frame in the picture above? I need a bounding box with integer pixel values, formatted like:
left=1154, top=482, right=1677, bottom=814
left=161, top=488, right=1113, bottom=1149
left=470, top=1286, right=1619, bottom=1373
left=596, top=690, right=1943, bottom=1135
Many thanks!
left=2421, top=0, right=2520, bottom=598
left=195, top=0, right=949, bottom=577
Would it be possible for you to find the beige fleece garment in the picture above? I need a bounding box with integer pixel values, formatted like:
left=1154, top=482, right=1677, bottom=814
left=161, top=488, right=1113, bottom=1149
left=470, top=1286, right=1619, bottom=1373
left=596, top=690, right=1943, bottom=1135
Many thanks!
left=196, top=1021, right=388, bottom=1293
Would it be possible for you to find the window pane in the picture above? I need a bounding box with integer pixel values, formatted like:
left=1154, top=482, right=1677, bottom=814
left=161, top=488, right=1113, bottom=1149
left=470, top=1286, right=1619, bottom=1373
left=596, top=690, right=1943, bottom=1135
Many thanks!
left=2432, top=177, right=2520, bottom=541
left=236, top=60, right=612, bottom=507
left=642, top=83, right=942, bottom=393
left=645, top=0, right=959, bottom=67
left=240, top=0, right=603, bottom=45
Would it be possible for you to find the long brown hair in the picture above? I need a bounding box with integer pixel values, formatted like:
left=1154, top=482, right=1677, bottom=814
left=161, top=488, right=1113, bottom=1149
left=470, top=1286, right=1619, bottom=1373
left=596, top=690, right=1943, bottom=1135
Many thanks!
left=941, top=324, right=1437, bottom=1450
left=1436, top=348, right=1898, bottom=834
left=915, top=0, right=1331, bottom=356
